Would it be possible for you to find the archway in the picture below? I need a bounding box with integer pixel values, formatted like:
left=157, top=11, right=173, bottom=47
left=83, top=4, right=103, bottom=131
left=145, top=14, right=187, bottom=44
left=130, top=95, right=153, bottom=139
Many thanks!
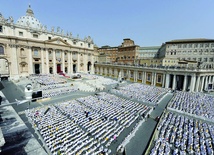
left=0, top=57, right=10, bottom=80
left=34, top=64, right=40, bottom=74
left=73, top=64, right=76, bottom=73
left=87, top=61, right=91, bottom=72
left=57, top=64, right=61, bottom=73
left=49, top=67, right=53, bottom=74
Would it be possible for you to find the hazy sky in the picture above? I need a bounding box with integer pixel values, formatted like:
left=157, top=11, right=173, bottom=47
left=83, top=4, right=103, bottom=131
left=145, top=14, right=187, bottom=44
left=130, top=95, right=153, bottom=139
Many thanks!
left=1, top=0, right=214, bottom=47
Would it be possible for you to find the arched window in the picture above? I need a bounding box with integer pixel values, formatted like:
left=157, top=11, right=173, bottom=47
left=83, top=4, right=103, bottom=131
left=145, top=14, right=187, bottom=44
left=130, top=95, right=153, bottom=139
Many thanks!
left=49, top=67, right=53, bottom=74
left=0, top=45, right=4, bottom=55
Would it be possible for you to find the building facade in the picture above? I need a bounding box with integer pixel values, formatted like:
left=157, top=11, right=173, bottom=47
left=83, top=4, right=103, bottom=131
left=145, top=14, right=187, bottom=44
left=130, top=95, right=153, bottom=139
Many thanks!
left=0, top=5, right=95, bottom=79
left=117, top=38, right=139, bottom=64
left=97, top=45, right=118, bottom=63
left=159, top=39, right=214, bottom=67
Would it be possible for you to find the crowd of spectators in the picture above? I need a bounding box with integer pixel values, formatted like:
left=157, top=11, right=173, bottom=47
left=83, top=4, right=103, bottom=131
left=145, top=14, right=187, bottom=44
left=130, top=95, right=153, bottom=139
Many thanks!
left=111, top=83, right=170, bottom=104
left=26, top=93, right=151, bottom=154
left=168, top=92, right=214, bottom=120
left=150, top=112, right=214, bottom=155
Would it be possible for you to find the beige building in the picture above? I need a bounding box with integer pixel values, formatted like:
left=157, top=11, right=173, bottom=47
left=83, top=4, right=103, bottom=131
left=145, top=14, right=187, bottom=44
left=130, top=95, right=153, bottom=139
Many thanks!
left=158, top=38, right=214, bottom=67
left=98, top=46, right=118, bottom=63
left=0, top=5, right=95, bottom=79
left=117, top=38, right=139, bottom=65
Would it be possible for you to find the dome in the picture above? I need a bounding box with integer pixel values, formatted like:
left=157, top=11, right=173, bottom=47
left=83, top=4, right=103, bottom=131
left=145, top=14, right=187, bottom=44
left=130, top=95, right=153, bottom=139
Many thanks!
left=16, top=5, right=42, bottom=29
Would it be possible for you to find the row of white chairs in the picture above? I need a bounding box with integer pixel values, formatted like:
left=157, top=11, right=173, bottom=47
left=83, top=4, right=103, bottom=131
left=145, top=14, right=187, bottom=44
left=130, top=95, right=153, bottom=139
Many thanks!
left=151, top=112, right=214, bottom=155
left=111, top=83, right=170, bottom=104
left=168, top=92, right=214, bottom=120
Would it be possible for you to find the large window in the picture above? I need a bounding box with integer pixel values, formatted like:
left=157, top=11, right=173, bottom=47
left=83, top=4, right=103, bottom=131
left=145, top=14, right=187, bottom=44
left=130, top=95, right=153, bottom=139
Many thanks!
left=0, top=45, right=4, bottom=55
left=34, top=49, right=39, bottom=56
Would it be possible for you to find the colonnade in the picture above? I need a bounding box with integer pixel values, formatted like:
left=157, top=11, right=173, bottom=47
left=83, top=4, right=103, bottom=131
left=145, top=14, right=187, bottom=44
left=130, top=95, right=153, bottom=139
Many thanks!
left=95, top=64, right=214, bottom=92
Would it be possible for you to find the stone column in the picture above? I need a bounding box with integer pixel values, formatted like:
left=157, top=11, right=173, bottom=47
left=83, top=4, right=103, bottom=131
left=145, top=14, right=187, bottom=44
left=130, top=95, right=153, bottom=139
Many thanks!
left=141, top=71, right=144, bottom=83
left=204, top=76, right=208, bottom=91
left=144, top=72, right=147, bottom=84
left=183, top=74, right=187, bottom=91
left=134, top=71, right=137, bottom=82
left=162, top=73, right=165, bottom=88
left=165, top=73, right=170, bottom=88
left=84, top=54, right=88, bottom=73
left=195, top=76, right=200, bottom=92
left=200, top=76, right=205, bottom=92
left=67, top=52, right=71, bottom=75
left=153, top=72, right=157, bottom=86
left=45, top=50, right=49, bottom=74
left=77, top=53, right=80, bottom=72
left=62, top=51, right=65, bottom=73
left=11, top=45, right=20, bottom=77
left=27, top=47, right=33, bottom=75
left=70, top=52, right=73, bottom=74
left=53, top=50, right=56, bottom=74
left=40, top=49, right=45, bottom=74
left=91, top=55, right=94, bottom=74
left=190, top=74, right=196, bottom=92
left=172, top=74, right=176, bottom=90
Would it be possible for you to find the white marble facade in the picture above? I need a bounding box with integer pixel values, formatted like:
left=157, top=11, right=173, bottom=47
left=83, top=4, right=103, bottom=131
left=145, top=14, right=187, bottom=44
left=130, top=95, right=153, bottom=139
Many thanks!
left=0, top=5, right=95, bottom=79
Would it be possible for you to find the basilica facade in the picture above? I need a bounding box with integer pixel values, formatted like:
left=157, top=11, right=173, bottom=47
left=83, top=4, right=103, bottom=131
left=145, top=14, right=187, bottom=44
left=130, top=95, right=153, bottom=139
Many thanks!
left=0, top=5, right=95, bottom=79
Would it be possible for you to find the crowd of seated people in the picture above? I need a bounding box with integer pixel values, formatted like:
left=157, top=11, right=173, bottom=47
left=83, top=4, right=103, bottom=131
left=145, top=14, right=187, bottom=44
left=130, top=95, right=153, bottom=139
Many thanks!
left=26, top=93, right=151, bottom=154
left=80, top=73, right=101, bottom=80
left=42, top=87, right=78, bottom=98
left=29, top=74, right=78, bottom=98
left=29, top=74, right=66, bottom=85
left=77, top=93, right=151, bottom=128
left=111, top=83, right=170, bottom=104
left=168, top=92, right=214, bottom=120
left=150, top=112, right=214, bottom=155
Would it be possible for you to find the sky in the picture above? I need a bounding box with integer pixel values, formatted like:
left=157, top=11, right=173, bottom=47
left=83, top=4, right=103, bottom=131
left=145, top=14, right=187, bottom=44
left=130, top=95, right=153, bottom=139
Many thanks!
left=0, top=0, right=214, bottom=47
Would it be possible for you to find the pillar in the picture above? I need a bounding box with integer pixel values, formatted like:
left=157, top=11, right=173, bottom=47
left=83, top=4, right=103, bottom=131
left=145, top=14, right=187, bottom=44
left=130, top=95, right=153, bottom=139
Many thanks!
left=204, top=76, right=208, bottom=91
left=153, top=72, right=157, bottom=86
left=162, top=73, right=165, bottom=88
left=62, top=51, right=65, bottom=73
left=195, top=76, right=200, bottom=92
left=91, top=55, right=94, bottom=74
left=46, top=50, right=49, bottom=74
left=165, top=73, right=170, bottom=88
left=70, top=52, right=73, bottom=74
left=77, top=53, right=80, bottom=72
left=183, top=74, right=187, bottom=91
left=28, top=47, right=33, bottom=74
left=41, top=48, right=45, bottom=74
left=84, top=53, right=88, bottom=73
left=67, top=52, right=71, bottom=75
left=190, top=74, right=196, bottom=92
left=11, top=45, right=19, bottom=77
left=200, top=76, right=205, bottom=92
left=172, top=74, right=176, bottom=90
left=53, top=50, right=56, bottom=74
